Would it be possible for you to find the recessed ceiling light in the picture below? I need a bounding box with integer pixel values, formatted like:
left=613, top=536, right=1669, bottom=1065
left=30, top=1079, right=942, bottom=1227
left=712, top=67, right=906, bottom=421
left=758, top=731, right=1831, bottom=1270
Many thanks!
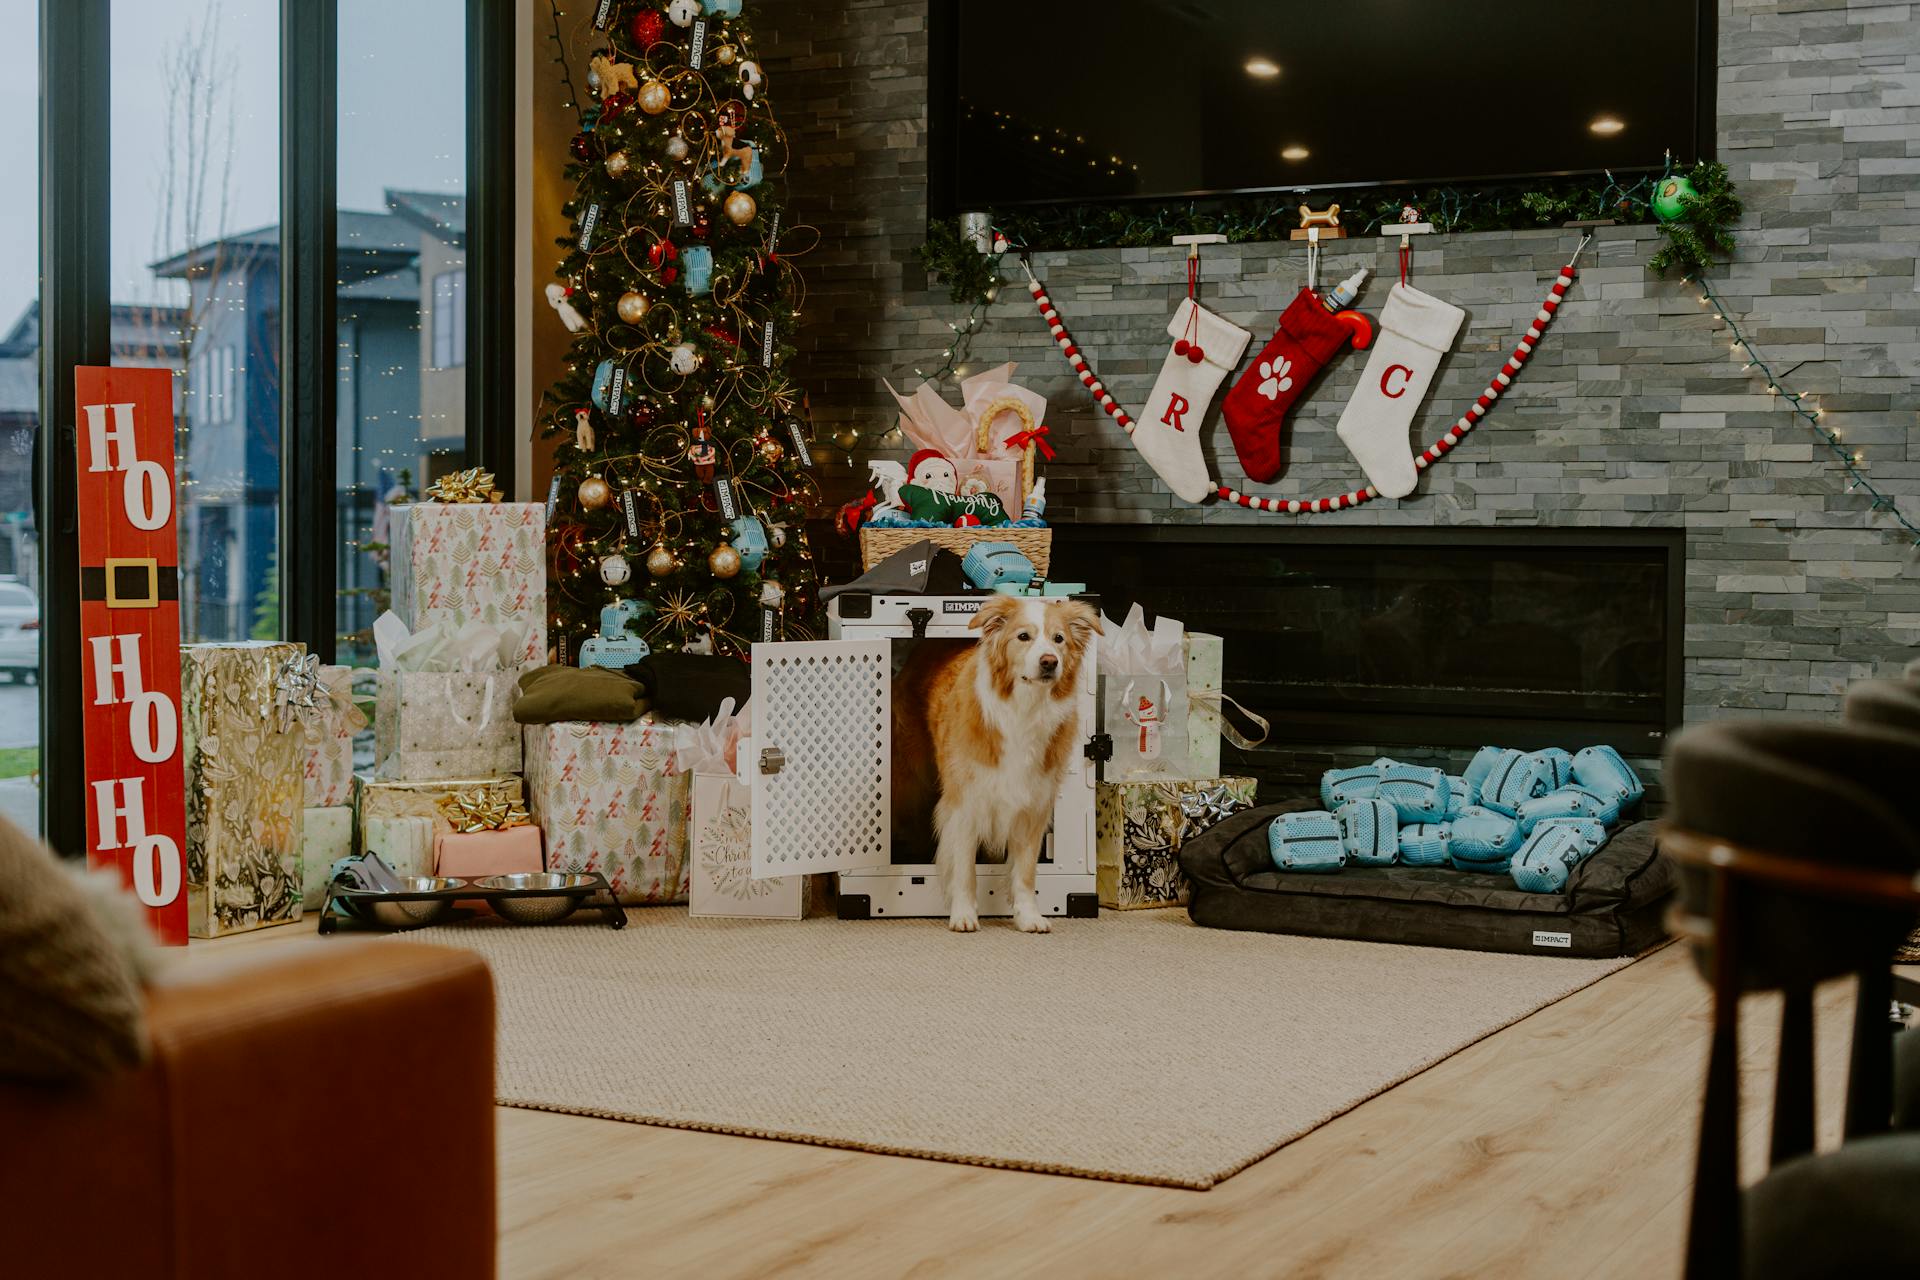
left=1244, top=57, right=1281, bottom=79
left=1280, top=145, right=1310, bottom=161
left=1589, top=116, right=1625, bottom=136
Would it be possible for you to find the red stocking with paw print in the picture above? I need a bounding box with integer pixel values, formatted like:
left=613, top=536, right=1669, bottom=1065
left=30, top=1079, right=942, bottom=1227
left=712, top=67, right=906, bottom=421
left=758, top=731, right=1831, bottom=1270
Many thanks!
left=1222, top=288, right=1361, bottom=483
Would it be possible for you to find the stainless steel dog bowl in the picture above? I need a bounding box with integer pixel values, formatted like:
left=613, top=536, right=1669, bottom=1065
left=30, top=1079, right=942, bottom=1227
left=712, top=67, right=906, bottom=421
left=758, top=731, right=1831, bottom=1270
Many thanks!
left=476, top=872, right=595, bottom=924
left=357, top=877, right=466, bottom=929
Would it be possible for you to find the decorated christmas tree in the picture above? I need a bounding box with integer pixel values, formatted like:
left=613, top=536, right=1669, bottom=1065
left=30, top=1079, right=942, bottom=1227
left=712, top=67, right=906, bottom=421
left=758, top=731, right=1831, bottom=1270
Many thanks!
left=539, top=0, right=820, bottom=663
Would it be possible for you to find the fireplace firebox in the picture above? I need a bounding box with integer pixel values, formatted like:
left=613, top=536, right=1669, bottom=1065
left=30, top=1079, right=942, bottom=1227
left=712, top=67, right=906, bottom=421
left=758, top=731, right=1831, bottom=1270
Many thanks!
left=1049, top=526, right=1683, bottom=754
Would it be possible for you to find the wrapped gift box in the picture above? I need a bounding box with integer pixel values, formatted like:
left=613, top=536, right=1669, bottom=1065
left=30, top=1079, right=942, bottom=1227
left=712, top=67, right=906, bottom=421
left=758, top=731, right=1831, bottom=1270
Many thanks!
left=526, top=721, right=691, bottom=904
left=364, top=815, right=436, bottom=879
left=357, top=774, right=525, bottom=832
left=300, top=806, right=355, bottom=909
left=689, top=767, right=805, bottom=920
left=1095, top=776, right=1257, bottom=910
left=182, top=642, right=308, bottom=938
left=434, top=825, right=545, bottom=880
left=303, top=665, right=362, bottom=808
left=388, top=502, right=547, bottom=666
left=373, top=668, right=520, bottom=780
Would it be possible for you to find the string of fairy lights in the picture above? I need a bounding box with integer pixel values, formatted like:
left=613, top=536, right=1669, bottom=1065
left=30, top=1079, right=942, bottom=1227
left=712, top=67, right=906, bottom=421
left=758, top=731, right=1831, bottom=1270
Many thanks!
left=1688, top=270, right=1920, bottom=547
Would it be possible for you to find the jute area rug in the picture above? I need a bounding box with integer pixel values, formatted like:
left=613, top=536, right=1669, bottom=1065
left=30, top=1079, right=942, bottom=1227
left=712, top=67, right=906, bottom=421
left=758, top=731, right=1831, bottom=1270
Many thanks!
left=414, top=907, right=1636, bottom=1190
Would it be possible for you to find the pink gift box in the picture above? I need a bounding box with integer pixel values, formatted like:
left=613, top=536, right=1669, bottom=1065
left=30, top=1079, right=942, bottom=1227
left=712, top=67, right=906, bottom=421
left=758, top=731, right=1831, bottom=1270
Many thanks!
left=433, top=826, right=545, bottom=880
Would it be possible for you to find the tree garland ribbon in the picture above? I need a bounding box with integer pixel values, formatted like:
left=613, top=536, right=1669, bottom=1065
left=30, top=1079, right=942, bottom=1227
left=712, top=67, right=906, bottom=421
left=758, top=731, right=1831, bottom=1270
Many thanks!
left=1021, top=238, right=1589, bottom=513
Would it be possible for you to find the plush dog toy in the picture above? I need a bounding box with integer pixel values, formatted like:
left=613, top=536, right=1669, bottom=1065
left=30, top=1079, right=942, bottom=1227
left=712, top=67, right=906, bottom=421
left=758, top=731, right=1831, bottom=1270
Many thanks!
left=589, top=52, right=639, bottom=97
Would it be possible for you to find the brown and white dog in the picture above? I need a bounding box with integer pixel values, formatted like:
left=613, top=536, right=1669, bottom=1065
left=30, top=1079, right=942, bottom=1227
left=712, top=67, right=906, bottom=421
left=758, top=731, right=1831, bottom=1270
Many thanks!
left=894, top=595, right=1101, bottom=933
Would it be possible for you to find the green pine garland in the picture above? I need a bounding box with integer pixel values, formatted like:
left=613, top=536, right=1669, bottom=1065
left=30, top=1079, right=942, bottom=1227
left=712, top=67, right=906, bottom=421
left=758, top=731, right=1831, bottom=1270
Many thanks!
left=1648, top=160, right=1742, bottom=277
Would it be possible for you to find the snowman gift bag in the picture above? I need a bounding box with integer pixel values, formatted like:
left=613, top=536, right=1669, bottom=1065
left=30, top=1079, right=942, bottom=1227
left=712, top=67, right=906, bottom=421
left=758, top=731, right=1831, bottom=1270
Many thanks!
left=1099, top=604, right=1190, bottom=781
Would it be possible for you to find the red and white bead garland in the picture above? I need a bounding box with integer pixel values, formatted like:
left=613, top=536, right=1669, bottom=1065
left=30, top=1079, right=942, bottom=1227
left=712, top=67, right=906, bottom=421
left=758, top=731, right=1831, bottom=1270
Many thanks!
left=1024, top=253, right=1584, bottom=514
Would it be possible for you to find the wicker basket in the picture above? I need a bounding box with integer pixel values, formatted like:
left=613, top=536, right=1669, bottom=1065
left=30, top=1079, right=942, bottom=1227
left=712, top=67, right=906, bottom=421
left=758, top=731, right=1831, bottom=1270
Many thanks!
left=859, top=526, right=1052, bottom=575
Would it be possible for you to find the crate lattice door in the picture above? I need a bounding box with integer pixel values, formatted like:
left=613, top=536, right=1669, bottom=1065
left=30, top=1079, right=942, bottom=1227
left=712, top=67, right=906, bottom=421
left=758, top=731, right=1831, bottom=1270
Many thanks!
left=751, top=639, right=892, bottom=878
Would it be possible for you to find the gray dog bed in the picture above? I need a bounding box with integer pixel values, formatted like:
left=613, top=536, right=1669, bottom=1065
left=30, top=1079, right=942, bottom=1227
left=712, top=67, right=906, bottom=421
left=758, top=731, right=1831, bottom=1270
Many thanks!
left=1179, top=802, right=1675, bottom=958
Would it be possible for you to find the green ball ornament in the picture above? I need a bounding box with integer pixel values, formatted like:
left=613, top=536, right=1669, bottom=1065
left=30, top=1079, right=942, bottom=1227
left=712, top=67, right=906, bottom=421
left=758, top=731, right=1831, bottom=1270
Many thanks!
left=1652, top=175, right=1698, bottom=222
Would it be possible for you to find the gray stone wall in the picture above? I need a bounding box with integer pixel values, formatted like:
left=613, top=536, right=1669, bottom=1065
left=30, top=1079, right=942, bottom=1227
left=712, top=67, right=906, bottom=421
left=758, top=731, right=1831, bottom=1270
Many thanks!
left=760, top=0, right=1920, bottom=743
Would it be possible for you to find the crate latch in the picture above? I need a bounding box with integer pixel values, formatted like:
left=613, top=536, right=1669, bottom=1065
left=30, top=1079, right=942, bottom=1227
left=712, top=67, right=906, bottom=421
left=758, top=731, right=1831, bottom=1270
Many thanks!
left=907, top=606, right=933, bottom=639
left=1083, top=733, right=1113, bottom=763
left=759, top=746, right=786, bottom=776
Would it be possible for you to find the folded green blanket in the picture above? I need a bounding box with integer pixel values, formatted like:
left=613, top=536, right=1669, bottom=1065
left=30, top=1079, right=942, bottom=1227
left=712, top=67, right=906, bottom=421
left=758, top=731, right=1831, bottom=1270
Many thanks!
left=513, top=665, right=650, bottom=724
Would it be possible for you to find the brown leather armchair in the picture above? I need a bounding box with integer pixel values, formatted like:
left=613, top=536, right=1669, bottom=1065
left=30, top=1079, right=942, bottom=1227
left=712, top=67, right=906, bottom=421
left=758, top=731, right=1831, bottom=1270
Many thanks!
left=1, top=938, right=495, bottom=1279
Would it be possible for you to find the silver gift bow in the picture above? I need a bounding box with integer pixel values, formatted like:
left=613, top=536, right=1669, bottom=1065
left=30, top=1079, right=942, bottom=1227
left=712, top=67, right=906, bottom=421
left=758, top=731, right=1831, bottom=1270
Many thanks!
left=1176, top=781, right=1249, bottom=839
left=272, top=653, right=324, bottom=733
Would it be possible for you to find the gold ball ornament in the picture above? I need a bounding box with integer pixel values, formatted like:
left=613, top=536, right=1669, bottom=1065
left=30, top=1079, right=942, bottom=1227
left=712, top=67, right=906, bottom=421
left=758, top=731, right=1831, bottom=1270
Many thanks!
left=615, top=291, right=649, bottom=324
left=709, top=542, right=743, bottom=579
left=637, top=80, right=671, bottom=115
left=646, top=544, right=678, bottom=578
left=577, top=476, right=613, bottom=510
left=757, top=434, right=784, bottom=464
left=715, top=44, right=736, bottom=65
left=723, top=190, right=758, bottom=226
left=604, top=150, right=632, bottom=177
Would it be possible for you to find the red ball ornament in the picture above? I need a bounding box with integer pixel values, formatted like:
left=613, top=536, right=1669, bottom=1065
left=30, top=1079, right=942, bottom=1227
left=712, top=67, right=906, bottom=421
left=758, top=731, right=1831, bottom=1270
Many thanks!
left=630, top=8, right=667, bottom=47
left=649, top=239, right=678, bottom=267
left=599, top=92, right=631, bottom=120
left=569, top=132, right=592, bottom=162
left=690, top=217, right=710, bottom=241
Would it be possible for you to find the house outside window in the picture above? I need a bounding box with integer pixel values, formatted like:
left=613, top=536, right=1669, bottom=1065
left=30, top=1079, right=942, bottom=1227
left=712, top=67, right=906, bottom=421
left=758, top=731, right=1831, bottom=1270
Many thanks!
left=432, top=267, right=466, bottom=369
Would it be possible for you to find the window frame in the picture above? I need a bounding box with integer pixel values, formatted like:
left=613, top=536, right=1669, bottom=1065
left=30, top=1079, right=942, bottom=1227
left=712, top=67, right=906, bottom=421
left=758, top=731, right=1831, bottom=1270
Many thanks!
left=36, top=0, right=515, bottom=852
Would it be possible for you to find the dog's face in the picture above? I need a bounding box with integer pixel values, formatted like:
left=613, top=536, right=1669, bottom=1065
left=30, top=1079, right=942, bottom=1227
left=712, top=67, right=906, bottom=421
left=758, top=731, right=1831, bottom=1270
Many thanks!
left=970, top=596, right=1101, bottom=698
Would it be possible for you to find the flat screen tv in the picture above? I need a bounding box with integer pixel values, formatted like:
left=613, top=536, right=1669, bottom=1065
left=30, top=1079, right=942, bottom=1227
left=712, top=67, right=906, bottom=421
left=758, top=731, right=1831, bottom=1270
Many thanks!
left=930, top=0, right=1712, bottom=212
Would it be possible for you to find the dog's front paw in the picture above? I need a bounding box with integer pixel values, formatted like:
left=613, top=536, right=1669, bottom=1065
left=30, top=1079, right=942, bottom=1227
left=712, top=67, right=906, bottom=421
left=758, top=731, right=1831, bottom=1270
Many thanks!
left=1013, top=909, right=1052, bottom=934
left=947, top=908, right=980, bottom=933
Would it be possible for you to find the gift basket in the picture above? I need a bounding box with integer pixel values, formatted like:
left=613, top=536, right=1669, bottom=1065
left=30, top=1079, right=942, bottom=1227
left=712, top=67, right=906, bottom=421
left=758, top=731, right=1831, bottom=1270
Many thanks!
left=848, top=363, right=1055, bottom=573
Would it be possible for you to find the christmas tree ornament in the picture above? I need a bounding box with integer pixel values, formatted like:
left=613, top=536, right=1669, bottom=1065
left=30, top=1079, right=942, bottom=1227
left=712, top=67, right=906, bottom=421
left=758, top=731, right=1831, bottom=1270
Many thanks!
left=723, top=190, right=757, bottom=225
left=1652, top=174, right=1698, bottom=221
left=646, top=543, right=678, bottom=578
left=706, top=0, right=743, bottom=15
left=757, top=433, right=784, bottom=464
left=577, top=476, right=613, bottom=510
left=569, top=132, right=592, bottom=162
left=637, top=79, right=672, bottom=115
left=600, top=552, right=632, bottom=586
left=630, top=7, right=666, bottom=46
left=1222, top=273, right=1370, bottom=482
left=588, top=52, right=639, bottom=97
left=666, top=134, right=690, bottom=160
left=571, top=407, right=597, bottom=453
left=667, top=0, right=700, bottom=27
left=709, top=541, right=742, bottom=579
left=688, top=422, right=718, bottom=480
left=605, top=149, right=633, bottom=177
left=545, top=283, right=587, bottom=333
left=615, top=290, right=650, bottom=324
left=760, top=580, right=784, bottom=607
left=1334, top=283, right=1466, bottom=499
left=769, top=522, right=788, bottom=549
left=738, top=59, right=763, bottom=100
left=683, top=245, right=714, bottom=295
left=670, top=343, right=701, bottom=375
left=598, top=92, right=631, bottom=121
left=715, top=44, right=736, bottom=64
left=730, top=515, right=769, bottom=570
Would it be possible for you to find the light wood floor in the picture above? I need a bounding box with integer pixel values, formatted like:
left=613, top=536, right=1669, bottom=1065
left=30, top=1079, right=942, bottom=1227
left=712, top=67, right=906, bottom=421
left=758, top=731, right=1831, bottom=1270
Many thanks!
left=193, top=922, right=1889, bottom=1279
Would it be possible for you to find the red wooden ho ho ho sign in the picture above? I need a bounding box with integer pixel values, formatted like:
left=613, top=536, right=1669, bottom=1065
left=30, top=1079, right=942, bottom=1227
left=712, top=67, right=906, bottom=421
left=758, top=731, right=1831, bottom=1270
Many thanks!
left=74, top=366, right=188, bottom=945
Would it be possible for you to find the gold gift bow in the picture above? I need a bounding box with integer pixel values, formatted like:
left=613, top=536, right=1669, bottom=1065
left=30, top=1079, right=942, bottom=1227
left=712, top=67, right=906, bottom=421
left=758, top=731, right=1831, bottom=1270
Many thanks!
left=425, top=467, right=504, bottom=503
left=1188, top=689, right=1272, bottom=751
left=435, top=786, right=532, bottom=834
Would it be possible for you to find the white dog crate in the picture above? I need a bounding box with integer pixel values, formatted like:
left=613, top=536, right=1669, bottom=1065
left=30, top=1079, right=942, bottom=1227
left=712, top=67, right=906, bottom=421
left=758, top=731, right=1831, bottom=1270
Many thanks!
left=746, top=592, right=1104, bottom=920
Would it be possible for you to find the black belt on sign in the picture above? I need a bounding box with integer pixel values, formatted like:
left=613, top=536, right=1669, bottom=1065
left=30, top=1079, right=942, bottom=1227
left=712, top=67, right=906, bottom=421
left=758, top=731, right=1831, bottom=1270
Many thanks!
left=79, top=559, right=180, bottom=609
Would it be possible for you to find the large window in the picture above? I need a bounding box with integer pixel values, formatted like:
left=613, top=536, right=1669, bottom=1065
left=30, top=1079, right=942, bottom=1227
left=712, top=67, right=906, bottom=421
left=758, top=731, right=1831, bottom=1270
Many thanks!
left=0, top=0, right=38, bottom=834
left=111, top=0, right=283, bottom=644
left=334, top=0, right=468, bottom=663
